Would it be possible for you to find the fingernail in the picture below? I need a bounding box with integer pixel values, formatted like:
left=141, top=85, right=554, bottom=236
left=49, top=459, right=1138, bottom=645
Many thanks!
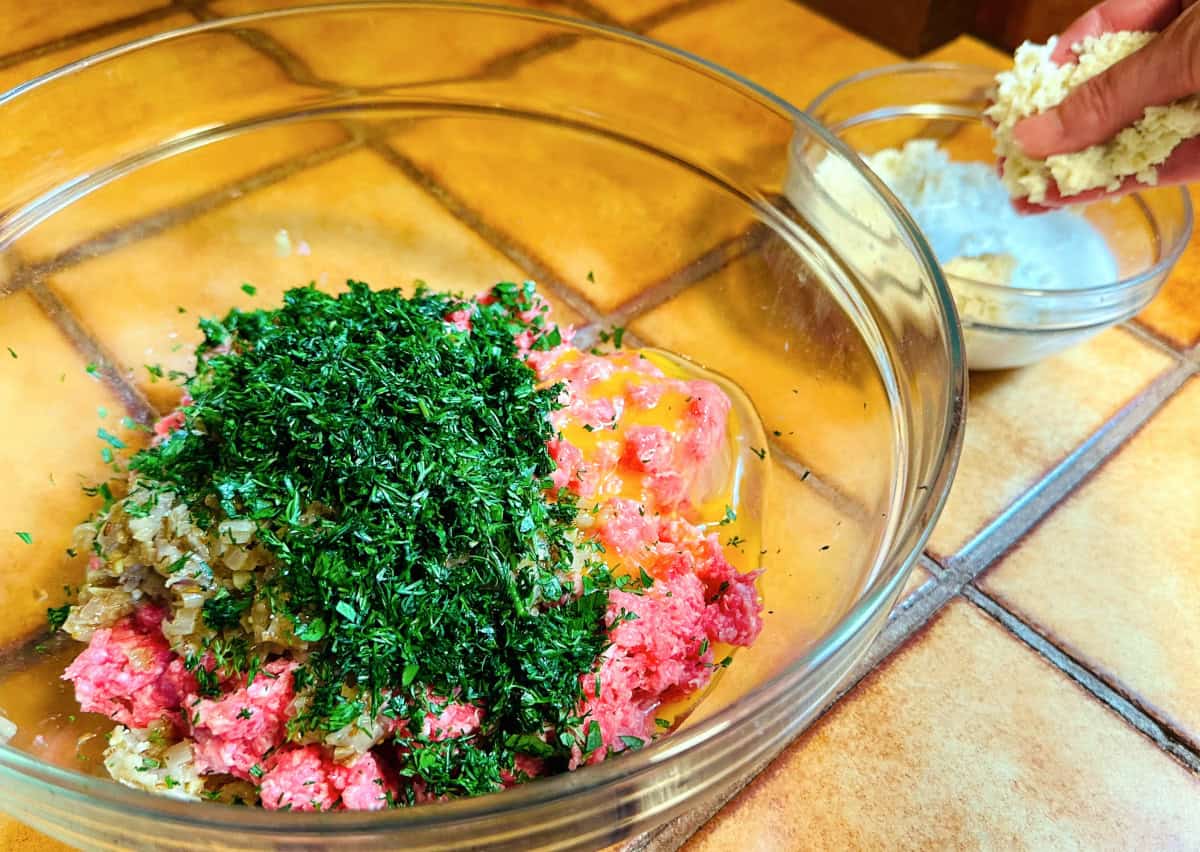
left=1014, top=110, right=1065, bottom=158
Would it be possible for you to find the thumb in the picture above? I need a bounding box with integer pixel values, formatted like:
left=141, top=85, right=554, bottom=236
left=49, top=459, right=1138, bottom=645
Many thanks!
left=1015, top=19, right=1200, bottom=158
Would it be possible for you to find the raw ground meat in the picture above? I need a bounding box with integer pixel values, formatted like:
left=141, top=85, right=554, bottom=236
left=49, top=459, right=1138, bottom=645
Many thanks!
left=260, top=745, right=396, bottom=812
left=63, top=605, right=196, bottom=729
left=188, top=660, right=297, bottom=779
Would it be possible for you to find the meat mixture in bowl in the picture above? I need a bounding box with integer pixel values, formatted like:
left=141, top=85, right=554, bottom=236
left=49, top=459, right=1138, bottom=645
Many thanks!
left=51, top=280, right=763, bottom=810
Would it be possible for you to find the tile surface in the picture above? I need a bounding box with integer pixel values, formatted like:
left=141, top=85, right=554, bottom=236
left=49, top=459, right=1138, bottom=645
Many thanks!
left=927, top=327, right=1173, bottom=557
left=651, top=0, right=897, bottom=109
left=0, top=12, right=191, bottom=95
left=0, top=0, right=167, bottom=58
left=982, top=378, right=1200, bottom=748
left=684, top=602, right=1200, bottom=851
left=0, top=292, right=133, bottom=649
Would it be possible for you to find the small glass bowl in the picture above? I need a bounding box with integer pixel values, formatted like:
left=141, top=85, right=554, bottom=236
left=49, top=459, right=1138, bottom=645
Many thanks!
left=804, top=62, right=1192, bottom=370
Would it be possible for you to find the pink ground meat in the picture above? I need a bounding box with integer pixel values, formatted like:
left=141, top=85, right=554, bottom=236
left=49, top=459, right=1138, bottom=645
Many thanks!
left=260, top=745, right=397, bottom=812
left=188, top=660, right=297, bottom=779
left=63, top=605, right=196, bottom=729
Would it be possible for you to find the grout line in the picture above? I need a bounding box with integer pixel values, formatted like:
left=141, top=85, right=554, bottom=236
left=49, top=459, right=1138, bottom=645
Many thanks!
left=546, top=0, right=623, bottom=27
left=185, top=1, right=327, bottom=86
left=963, top=585, right=1200, bottom=774
left=1122, top=318, right=1193, bottom=361
left=768, top=439, right=872, bottom=523
left=947, top=359, right=1196, bottom=580
left=605, top=224, right=767, bottom=328
left=628, top=0, right=729, bottom=31
left=0, top=4, right=187, bottom=72
left=366, top=139, right=606, bottom=325
left=26, top=281, right=159, bottom=424
left=9, top=136, right=362, bottom=291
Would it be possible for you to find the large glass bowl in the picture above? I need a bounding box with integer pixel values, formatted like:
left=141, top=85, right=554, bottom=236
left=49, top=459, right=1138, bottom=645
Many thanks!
left=805, top=63, right=1192, bottom=370
left=0, top=5, right=964, bottom=850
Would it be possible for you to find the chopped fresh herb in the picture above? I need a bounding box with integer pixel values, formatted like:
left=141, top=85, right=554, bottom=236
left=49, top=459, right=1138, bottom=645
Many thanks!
left=750, top=446, right=766, bottom=460
left=97, top=428, right=125, bottom=450
left=177, top=306, right=187, bottom=314
left=85, top=363, right=99, bottom=378
left=772, top=430, right=781, bottom=437
left=97, top=406, right=107, bottom=419
left=137, top=758, right=161, bottom=771
left=47, top=604, right=70, bottom=631
left=237, top=707, right=253, bottom=720
left=619, top=735, right=644, bottom=751
left=201, top=587, right=253, bottom=631
left=144, top=363, right=164, bottom=382
left=726, top=535, right=745, bottom=548
left=164, top=776, right=179, bottom=789
left=586, top=270, right=595, bottom=283
left=120, top=282, right=610, bottom=798
left=584, top=720, right=603, bottom=754
left=638, top=566, right=655, bottom=588
left=241, top=283, right=257, bottom=296
left=15, top=531, right=32, bottom=545
left=718, top=505, right=736, bottom=526
left=698, top=638, right=709, bottom=657
left=611, top=327, right=625, bottom=349
left=6, top=347, right=16, bottom=359
left=249, top=764, right=265, bottom=779
left=719, top=656, right=733, bottom=668
left=654, top=718, right=671, bottom=729
left=100, top=447, right=113, bottom=464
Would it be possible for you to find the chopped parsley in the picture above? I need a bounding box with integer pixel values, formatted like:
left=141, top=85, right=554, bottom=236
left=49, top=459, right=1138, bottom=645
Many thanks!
left=241, top=283, right=257, bottom=296
left=97, top=428, right=125, bottom=450
left=47, top=604, right=70, bottom=631
left=15, top=531, right=32, bottom=545
left=6, top=347, right=16, bottom=359
left=124, top=281, right=613, bottom=798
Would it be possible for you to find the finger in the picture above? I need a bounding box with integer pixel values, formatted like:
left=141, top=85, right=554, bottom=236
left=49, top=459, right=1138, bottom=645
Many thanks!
left=1015, top=19, right=1200, bottom=158
left=1052, top=0, right=1182, bottom=63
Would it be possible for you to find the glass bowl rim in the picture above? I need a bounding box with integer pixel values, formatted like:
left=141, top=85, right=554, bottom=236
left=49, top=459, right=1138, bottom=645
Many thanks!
left=804, top=60, right=1194, bottom=315
left=0, top=1, right=966, bottom=831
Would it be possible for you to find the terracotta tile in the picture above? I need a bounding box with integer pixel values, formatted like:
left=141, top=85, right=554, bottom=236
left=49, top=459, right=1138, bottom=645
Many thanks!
left=1, top=10, right=344, bottom=266
left=0, top=22, right=312, bottom=226
left=686, top=601, right=1200, bottom=851
left=919, top=33, right=1010, bottom=68
left=45, top=148, right=581, bottom=412
left=207, top=0, right=582, bottom=85
left=0, top=12, right=191, bottom=95
left=585, top=0, right=681, bottom=23
left=388, top=94, right=760, bottom=313
left=14, top=115, right=350, bottom=264
left=982, top=378, right=1200, bottom=747
left=928, top=327, right=1172, bottom=557
left=631, top=251, right=897, bottom=511
left=651, top=0, right=898, bottom=110
left=0, top=291, right=135, bottom=649
left=0, top=0, right=167, bottom=58
left=683, top=457, right=880, bottom=728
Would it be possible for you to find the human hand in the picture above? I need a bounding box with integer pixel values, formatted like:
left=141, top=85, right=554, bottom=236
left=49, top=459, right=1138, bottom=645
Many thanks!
left=1011, top=0, right=1200, bottom=209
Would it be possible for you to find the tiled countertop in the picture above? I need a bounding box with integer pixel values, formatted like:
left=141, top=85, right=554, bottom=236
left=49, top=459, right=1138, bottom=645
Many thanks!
left=2, top=1, right=1198, bottom=850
